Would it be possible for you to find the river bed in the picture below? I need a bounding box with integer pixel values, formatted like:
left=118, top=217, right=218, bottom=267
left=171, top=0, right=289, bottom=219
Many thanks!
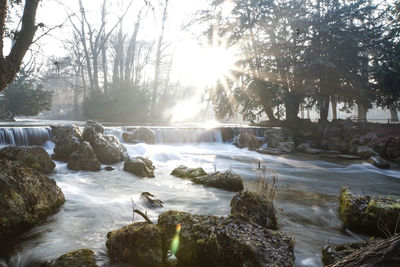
left=2, top=127, right=400, bottom=267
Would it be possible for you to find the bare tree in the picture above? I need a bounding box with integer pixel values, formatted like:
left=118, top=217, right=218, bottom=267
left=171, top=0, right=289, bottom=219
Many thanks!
left=151, top=0, right=169, bottom=115
left=0, top=0, right=40, bottom=92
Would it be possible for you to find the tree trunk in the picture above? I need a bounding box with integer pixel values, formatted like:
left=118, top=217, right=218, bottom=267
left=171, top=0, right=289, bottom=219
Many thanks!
left=389, top=107, right=399, bottom=122
left=331, top=235, right=400, bottom=267
left=124, top=18, right=140, bottom=85
left=101, top=40, right=108, bottom=93
left=319, top=96, right=330, bottom=122
left=0, top=0, right=40, bottom=92
left=151, top=0, right=168, bottom=116
left=357, top=103, right=367, bottom=122
left=285, top=93, right=300, bottom=122
left=331, top=95, right=337, bottom=120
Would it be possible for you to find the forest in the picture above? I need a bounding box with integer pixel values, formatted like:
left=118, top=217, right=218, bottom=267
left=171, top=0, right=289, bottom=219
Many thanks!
left=0, top=0, right=399, bottom=124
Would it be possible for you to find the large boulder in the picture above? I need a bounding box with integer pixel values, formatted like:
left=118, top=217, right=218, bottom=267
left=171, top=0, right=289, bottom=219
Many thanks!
left=321, top=235, right=400, bottom=267
left=234, top=131, right=260, bottom=149
left=192, top=171, right=244, bottom=192
left=0, top=160, right=65, bottom=242
left=43, top=249, right=98, bottom=267
left=124, top=156, right=155, bottom=178
left=368, top=156, right=390, bottom=169
left=0, top=146, right=55, bottom=173
left=230, top=191, right=277, bottom=230
left=106, top=222, right=162, bottom=267
left=52, top=125, right=82, bottom=161
left=82, top=121, right=104, bottom=144
left=67, top=141, right=101, bottom=171
left=339, top=188, right=400, bottom=237
left=158, top=211, right=295, bottom=267
left=122, top=127, right=155, bottom=144
left=170, top=165, right=207, bottom=178
left=91, top=135, right=127, bottom=164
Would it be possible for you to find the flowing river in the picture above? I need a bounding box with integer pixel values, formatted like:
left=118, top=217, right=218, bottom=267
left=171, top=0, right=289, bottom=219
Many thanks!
left=1, top=123, right=400, bottom=267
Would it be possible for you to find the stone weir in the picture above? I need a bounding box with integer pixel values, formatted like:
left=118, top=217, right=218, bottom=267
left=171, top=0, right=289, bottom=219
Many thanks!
left=0, top=125, right=269, bottom=146
left=0, top=127, right=52, bottom=146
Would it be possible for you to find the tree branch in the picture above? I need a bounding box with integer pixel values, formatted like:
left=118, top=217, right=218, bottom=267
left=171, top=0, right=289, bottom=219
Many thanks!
left=133, top=209, right=153, bottom=224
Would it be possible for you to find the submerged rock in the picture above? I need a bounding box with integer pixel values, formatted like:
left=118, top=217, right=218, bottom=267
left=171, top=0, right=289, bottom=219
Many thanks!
left=91, top=135, right=127, bottom=164
left=141, top=192, right=163, bottom=208
left=296, top=143, right=324, bottom=154
left=170, top=165, right=207, bottom=178
left=278, top=142, right=295, bottom=153
left=339, top=187, right=400, bottom=237
left=52, top=125, right=83, bottom=161
left=368, top=156, right=390, bottom=169
left=158, top=210, right=295, bottom=267
left=230, top=191, right=277, bottom=230
left=337, top=154, right=361, bottom=160
left=124, top=156, right=155, bottom=178
left=171, top=166, right=244, bottom=192
left=82, top=121, right=105, bottom=144
left=104, top=166, right=114, bottom=171
left=356, top=146, right=378, bottom=159
left=0, top=145, right=55, bottom=173
left=106, top=222, right=163, bottom=267
left=67, top=141, right=101, bottom=171
left=43, top=249, right=98, bottom=267
left=256, top=147, right=282, bottom=155
left=123, top=127, right=155, bottom=144
left=322, top=235, right=400, bottom=267
left=0, top=160, right=65, bottom=242
left=234, top=131, right=260, bottom=149
left=192, top=171, right=244, bottom=192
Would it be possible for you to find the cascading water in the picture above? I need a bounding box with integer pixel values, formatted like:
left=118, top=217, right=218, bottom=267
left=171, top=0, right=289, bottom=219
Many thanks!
left=105, top=127, right=225, bottom=143
left=0, top=127, right=52, bottom=147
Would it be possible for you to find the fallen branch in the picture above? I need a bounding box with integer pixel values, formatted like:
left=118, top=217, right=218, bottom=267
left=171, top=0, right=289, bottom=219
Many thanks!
left=134, top=209, right=153, bottom=224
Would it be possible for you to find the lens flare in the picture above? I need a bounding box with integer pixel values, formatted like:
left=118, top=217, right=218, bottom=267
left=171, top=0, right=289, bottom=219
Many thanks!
left=170, top=223, right=181, bottom=256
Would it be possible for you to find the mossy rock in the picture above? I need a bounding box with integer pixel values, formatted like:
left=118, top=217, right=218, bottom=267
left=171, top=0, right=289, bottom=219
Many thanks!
left=339, top=187, right=400, bottom=237
left=171, top=166, right=244, bottom=192
left=230, top=191, right=277, bottom=229
left=51, top=125, right=83, bottom=161
left=158, top=210, right=295, bottom=267
left=322, top=240, right=371, bottom=266
left=321, top=235, right=400, bottom=266
left=192, top=171, right=244, bottom=192
left=43, top=249, right=98, bottom=267
left=106, top=222, right=163, bottom=267
left=124, top=156, right=155, bottom=178
left=0, top=145, right=55, bottom=173
left=0, top=159, right=65, bottom=243
left=170, top=165, right=207, bottom=179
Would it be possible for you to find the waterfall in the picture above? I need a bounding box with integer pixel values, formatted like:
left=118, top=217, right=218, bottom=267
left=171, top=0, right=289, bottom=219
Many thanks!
left=0, top=127, right=52, bottom=146
left=153, top=128, right=223, bottom=143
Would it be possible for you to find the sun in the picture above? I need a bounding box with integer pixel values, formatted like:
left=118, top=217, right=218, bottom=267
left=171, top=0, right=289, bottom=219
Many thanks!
left=197, top=44, right=238, bottom=86
left=173, top=36, right=239, bottom=88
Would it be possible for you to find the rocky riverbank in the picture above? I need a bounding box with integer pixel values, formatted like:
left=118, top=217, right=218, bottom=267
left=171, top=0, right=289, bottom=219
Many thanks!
left=244, top=119, right=400, bottom=168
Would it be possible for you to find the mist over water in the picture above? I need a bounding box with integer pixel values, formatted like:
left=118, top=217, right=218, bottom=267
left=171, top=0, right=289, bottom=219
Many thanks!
left=2, top=126, right=399, bottom=267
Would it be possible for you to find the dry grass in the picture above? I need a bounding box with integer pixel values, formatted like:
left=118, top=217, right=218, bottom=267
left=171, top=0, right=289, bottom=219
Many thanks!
left=256, top=164, right=278, bottom=201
